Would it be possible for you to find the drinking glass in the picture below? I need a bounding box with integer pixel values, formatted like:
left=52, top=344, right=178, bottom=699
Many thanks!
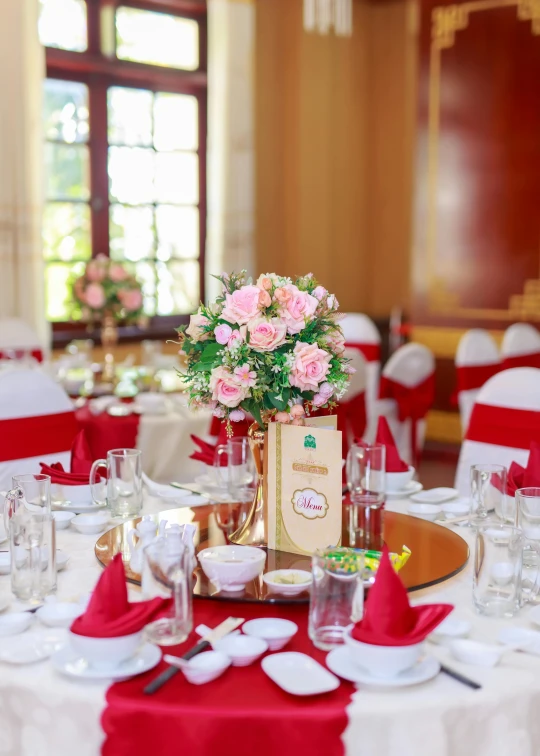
left=516, top=488, right=540, bottom=559
left=214, top=437, right=255, bottom=503
left=346, top=443, right=386, bottom=549
left=309, top=547, right=364, bottom=650
left=470, top=464, right=507, bottom=522
left=143, top=534, right=193, bottom=645
left=473, top=523, right=540, bottom=617
left=90, top=448, right=143, bottom=518
left=4, top=474, right=56, bottom=602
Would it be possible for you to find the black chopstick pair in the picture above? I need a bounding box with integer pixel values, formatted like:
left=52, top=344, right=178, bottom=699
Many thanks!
left=440, top=663, right=481, bottom=690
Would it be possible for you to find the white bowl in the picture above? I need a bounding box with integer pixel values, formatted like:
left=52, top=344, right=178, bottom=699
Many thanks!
left=242, top=618, right=298, bottom=651
left=442, top=499, right=470, bottom=520
left=72, top=513, right=109, bottom=535
left=52, top=511, right=76, bottom=530
left=386, top=466, right=415, bottom=492
left=197, top=545, right=266, bottom=592
left=449, top=639, right=505, bottom=667
left=0, top=553, right=10, bottom=575
left=213, top=635, right=268, bottom=666
left=37, top=602, right=83, bottom=628
left=69, top=630, right=143, bottom=669
left=263, top=569, right=312, bottom=596
left=343, top=626, right=423, bottom=678
left=430, top=616, right=471, bottom=643
left=0, top=613, right=32, bottom=636
left=407, top=503, right=442, bottom=522
left=180, top=650, right=231, bottom=684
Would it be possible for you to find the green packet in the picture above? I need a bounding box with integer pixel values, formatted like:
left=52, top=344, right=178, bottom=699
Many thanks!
left=323, top=545, right=411, bottom=575
left=362, top=545, right=411, bottom=574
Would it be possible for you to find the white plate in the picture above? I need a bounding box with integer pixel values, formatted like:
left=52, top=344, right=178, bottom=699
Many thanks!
left=498, top=626, right=540, bottom=655
left=51, top=642, right=161, bottom=681
left=52, top=501, right=107, bottom=515
left=410, top=488, right=458, bottom=504
left=261, top=652, right=340, bottom=696
left=142, top=473, right=191, bottom=500
left=385, top=481, right=423, bottom=499
left=0, top=630, right=66, bottom=664
left=326, top=646, right=440, bottom=688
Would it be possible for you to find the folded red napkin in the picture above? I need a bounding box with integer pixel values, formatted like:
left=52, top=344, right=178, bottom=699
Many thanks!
left=71, top=553, right=165, bottom=638
left=352, top=547, right=453, bottom=646
left=507, top=442, right=540, bottom=496
left=190, top=434, right=225, bottom=466
left=375, top=417, right=409, bottom=473
left=40, top=430, right=93, bottom=485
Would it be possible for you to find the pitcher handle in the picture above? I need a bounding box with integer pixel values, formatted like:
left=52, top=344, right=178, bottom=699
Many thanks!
left=522, top=540, right=540, bottom=606
left=90, top=460, right=108, bottom=506
left=213, top=444, right=228, bottom=488
left=3, top=487, right=22, bottom=533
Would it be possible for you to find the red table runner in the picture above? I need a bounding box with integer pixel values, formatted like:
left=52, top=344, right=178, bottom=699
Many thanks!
left=75, top=406, right=139, bottom=460
left=102, top=601, right=353, bottom=756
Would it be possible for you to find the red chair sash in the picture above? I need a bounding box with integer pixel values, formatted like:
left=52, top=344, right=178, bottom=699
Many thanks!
left=465, top=403, right=540, bottom=450
left=0, top=348, right=43, bottom=363
left=379, top=373, right=435, bottom=466
left=502, top=352, right=540, bottom=370
left=345, top=342, right=381, bottom=363
left=0, top=411, right=78, bottom=461
left=456, top=363, right=501, bottom=393
left=335, top=391, right=367, bottom=458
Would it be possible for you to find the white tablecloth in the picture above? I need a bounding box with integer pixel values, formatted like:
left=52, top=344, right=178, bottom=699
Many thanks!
left=1, top=497, right=540, bottom=756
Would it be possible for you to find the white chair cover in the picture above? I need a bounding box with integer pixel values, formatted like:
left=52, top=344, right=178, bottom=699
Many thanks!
left=455, top=329, right=500, bottom=435
left=501, top=323, right=540, bottom=359
left=454, top=367, right=540, bottom=495
left=341, top=313, right=381, bottom=441
left=0, top=317, right=45, bottom=360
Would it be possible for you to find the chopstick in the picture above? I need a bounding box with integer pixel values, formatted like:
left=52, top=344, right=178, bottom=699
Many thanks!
left=143, top=638, right=211, bottom=695
left=440, top=663, right=481, bottom=690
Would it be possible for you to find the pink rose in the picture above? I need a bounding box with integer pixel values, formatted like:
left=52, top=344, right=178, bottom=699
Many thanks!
left=215, top=323, right=233, bottom=345
left=247, top=317, right=287, bottom=352
left=256, top=275, right=273, bottom=291
left=85, top=283, right=106, bottom=309
left=323, top=330, right=345, bottom=355
left=292, top=417, right=305, bottom=426
left=228, top=327, right=246, bottom=349
left=312, top=393, right=327, bottom=407
left=275, top=411, right=291, bottom=424
left=274, top=287, right=291, bottom=305
left=312, top=285, right=327, bottom=301
left=230, top=409, right=246, bottom=422
left=209, top=366, right=248, bottom=408
left=319, top=381, right=334, bottom=398
left=118, top=289, right=143, bottom=312
left=221, top=285, right=261, bottom=325
left=258, top=289, right=272, bottom=308
left=343, top=364, right=357, bottom=374
left=109, top=264, right=128, bottom=282
left=327, top=294, right=339, bottom=310
left=86, top=261, right=106, bottom=282
left=186, top=312, right=210, bottom=342
left=279, top=285, right=318, bottom=335
left=290, top=404, right=305, bottom=418
left=289, top=341, right=332, bottom=392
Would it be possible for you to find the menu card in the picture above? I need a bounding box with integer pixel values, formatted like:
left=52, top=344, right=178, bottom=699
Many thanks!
left=266, top=419, right=342, bottom=555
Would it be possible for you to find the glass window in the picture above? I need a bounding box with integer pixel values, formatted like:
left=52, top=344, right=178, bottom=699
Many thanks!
left=116, top=7, right=199, bottom=71
left=39, top=0, right=87, bottom=52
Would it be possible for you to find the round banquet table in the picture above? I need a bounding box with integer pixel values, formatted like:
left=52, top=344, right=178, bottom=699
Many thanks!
left=1, top=494, right=540, bottom=756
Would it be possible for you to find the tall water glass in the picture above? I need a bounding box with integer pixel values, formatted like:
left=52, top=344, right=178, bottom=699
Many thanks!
left=5, top=475, right=56, bottom=602
left=346, top=443, right=386, bottom=548
left=214, top=438, right=255, bottom=503
left=470, top=464, right=507, bottom=522
left=473, top=523, right=540, bottom=617
left=516, top=488, right=540, bottom=560
left=90, top=448, right=143, bottom=518
left=309, top=547, right=364, bottom=650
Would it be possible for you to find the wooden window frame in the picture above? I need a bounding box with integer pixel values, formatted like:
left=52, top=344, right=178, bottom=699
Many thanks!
left=45, top=0, right=207, bottom=348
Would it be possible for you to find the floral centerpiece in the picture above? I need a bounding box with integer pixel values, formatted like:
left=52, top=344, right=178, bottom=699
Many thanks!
left=178, top=271, right=353, bottom=431
left=72, top=254, right=144, bottom=324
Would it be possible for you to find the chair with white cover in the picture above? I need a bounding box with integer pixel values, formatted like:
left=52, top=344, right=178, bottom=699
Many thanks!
left=0, top=369, right=77, bottom=490
left=0, top=318, right=45, bottom=363
left=455, top=329, right=501, bottom=435
left=454, top=367, right=540, bottom=496
left=376, top=343, right=435, bottom=467
left=501, top=323, right=540, bottom=369
left=340, top=313, right=381, bottom=441
left=335, top=347, right=367, bottom=458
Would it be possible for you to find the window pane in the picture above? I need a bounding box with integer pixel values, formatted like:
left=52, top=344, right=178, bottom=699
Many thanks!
left=154, top=94, right=198, bottom=152
left=108, top=87, right=153, bottom=147
left=155, top=152, right=198, bottom=204
left=45, top=143, right=90, bottom=200
left=156, top=206, right=198, bottom=261
left=44, top=80, right=89, bottom=144
left=135, top=262, right=157, bottom=317
left=39, top=0, right=87, bottom=52
left=157, top=261, right=199, bottom=315
left=45, top=262, right=85, bottom=321
left=116, top=7, right=198, bottom=71
left=108, top=147, right=154, bottom=204
left=43, top=203, right=91, bottom=261
left=110, top=204, right=155, bottom=262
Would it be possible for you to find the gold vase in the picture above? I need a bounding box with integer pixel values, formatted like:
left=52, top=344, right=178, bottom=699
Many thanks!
left=229, top=421, right=268, bottom=547
left=101, top=313, right=118, bottom=384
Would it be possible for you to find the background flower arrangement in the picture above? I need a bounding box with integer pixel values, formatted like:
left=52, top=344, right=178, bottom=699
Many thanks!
left=178, top=271, right=353, bottom=430
left=71, top=254, right=144, bottom=323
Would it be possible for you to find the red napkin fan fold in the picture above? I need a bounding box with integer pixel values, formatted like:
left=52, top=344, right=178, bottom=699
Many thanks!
left=40, top=430, right=93, bottom=485
left=352, top=546, right=453, bottom=646
left=507, top=442, right=540, bottom=496
left=375, top=417, right=409, bottom=473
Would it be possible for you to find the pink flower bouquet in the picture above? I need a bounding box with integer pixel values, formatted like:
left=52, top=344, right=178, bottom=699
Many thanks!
left=179, top=271, right=352, bottom=430
left=72, top=256, right=144, bottom=323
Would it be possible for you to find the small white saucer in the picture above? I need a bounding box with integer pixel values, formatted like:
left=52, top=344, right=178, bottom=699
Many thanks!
left=0, top=630, right=66, bottom=664
left=498, top=626, right=540, bottom=655
left=52, top=501, right=107, bottom=515
left=410, top=488, right=458, bottom=505
left=51, top=642, right=161, bottom=681
left=385, top=481, right=423, bottom=500
left=326, top=646, right=440, bottom=688
left=262, top=652, right=340, bottom=696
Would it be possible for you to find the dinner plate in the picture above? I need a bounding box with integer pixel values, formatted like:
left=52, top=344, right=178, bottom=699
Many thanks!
left=385, top=481, right=423, bottom=499
left=326, top=646, right=440, bottom=688
left=51, top=642, right=161, bottom=681
left=142, top=473, right=192, bottom=499
left=0, top=630, right=67, bottom=664
left=52, top=500, right=107, bottom=514
left=261, top=651, right=340, bottom=695
left=410, top=488, right=458, bottom=504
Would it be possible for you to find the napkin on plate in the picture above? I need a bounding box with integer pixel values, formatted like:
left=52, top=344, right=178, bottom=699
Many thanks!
left=507, top=442, right=540, bottom=496
left=40, top=430, right=93, bottom=485
left=352, top=546, right=453, bottom=646
left=375, top=417, right=409, bottom=473
left=70, top=553, right=165, bottom=638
